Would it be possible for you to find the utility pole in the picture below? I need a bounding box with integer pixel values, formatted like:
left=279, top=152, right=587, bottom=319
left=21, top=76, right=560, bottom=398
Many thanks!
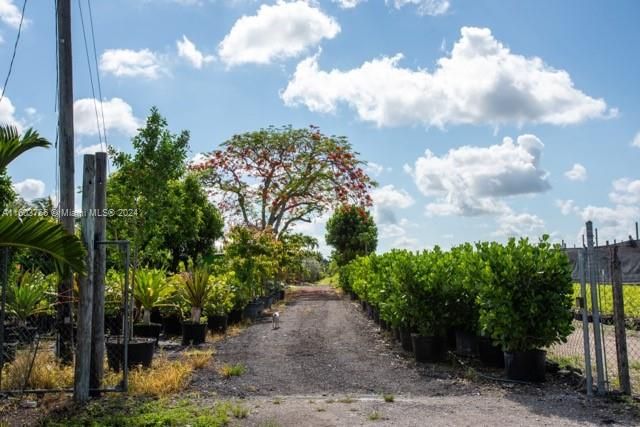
left=56, top=0, right=75, bottom=363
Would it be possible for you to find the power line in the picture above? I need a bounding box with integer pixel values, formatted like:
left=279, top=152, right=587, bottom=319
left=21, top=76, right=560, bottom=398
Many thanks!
left=86, top=0, right=108, bottom=154
left=0, top=0, right=28, bottom=105
left=78, top=0, right=103, bottom=148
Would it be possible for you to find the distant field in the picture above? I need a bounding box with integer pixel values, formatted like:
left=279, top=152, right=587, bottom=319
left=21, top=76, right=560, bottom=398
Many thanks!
left=572, top=283, right=640, bottom=318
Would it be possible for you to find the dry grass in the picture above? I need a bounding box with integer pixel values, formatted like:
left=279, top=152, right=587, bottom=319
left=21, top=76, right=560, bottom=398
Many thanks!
left=183, top=349, right=213, bottom=370
left=209, top=323, right=246, bottom=343
left=1, top=350, right=73, bottom=390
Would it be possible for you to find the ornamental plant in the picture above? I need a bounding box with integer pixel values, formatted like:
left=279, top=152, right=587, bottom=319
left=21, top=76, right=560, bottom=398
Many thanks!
left=205, top=272, right=236, bottom=317
left=477, top=236, right=574, bottom=352
left=133, top=268, right=172, bottom=324
left=7, top=271, right=50, bottom=326
left=178, top=265, right=212, bottom=323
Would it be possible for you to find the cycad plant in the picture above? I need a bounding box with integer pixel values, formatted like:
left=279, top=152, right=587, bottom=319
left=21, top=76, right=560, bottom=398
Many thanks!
left=179, top=265, right=211, bottom=323
left=7, top=271, right=50, bottom=326
left=133, top=268, right=171, bottom=324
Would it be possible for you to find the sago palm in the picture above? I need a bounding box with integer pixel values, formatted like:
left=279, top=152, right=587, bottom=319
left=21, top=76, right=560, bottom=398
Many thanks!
left=0, top=125, right=85, bottom=273
left=180, top=265, right=211, bottom=323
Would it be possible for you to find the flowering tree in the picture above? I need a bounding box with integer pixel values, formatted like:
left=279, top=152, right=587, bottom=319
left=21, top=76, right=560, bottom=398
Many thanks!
left=193, top=125, right=374, bottom=237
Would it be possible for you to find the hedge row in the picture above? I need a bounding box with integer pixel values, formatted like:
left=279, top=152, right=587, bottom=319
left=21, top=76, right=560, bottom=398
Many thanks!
left=340, top=236, right=575, bottom=352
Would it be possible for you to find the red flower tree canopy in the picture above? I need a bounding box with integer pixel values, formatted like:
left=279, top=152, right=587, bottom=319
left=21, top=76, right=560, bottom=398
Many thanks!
left=192, top=125, right=375, bottom=237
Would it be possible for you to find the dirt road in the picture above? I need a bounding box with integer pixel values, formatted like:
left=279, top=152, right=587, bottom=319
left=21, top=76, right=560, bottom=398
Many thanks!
left=192, top=286, right=640, bottom=426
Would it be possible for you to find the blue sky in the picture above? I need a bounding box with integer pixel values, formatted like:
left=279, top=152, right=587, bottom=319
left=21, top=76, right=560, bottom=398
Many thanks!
left=1, top=0, right=639, bottom=254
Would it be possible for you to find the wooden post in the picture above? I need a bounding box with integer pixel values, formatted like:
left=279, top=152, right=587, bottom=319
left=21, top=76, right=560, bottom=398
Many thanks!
left=611, top=246, right=631, bottom=394
left=90, top=152, right=107, bottom=395
left=56, top=0, right=75, bottom=364
left=74, top=155, right=96, bottom=403
left=586, top=221, right=606, bottom=394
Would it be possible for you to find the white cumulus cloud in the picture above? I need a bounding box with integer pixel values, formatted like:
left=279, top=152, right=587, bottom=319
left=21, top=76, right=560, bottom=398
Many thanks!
left=556, top=199, right=578, bottom=216
left=0, top=92, right=22, bottom=132
left=282, top=26, right=612, bottom=128
left=100, top=48, right=165, bottom=79
left=74, top=98, right=141, bottom=136
left=13, top=178, right=45, bottom=201
left=76, top=143, right=107, bottom=156
left=631, top=132, right=640, bottom=148
left=177, top=35, right=214, bottom=69
left=218, top=1, right=340, bottom=66
left=493, top=211, right=545, bottom=238
left=564, top=163, right=587, bottom=182
left=0, top=0, right=29, bottom=28
left=412, top=134, right=550, bottom=217
left=371, top=184, right=415, bottom=208
left=391, top=0, right=450, bottom=16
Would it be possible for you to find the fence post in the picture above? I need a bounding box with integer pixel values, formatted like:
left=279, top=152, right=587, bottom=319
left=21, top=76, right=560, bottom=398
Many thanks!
left=74, top=154, right=96, bottom=403
left=578, top=249, right=593, bottom=396
left=90, top=152, right=107, bottom=396
left=586, top=221, right=606, bottom=394
left=611, top=246, right=631, bottom=394
left=0, top=248, right=8, bottom=390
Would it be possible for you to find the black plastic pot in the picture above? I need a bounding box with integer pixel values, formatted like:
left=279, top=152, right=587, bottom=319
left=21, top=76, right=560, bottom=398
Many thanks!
left=446, top=327, right=457, bottom=350
left=207, top=314, right=228, bottom=334
left=133, top=322, right=162, bottom=345
left=455, top=329, right=478, bottom=357
left=411, top=334, right=446, bottom=363
left=259, top=295, right=272, bottom=310
left=243, top=301, right=264, bottom=321
left=1, top=342, right=17, bottom=365
left=162, top=314, right=182, bottom=336
left=372, top=308, right=380, bottom=324
left=30, top=314, right=55, bottom=335
left=504, top=349, right=546, bottom=382
left=228, top=308, right=243, bottom=324
left=478, top=336, right=505, bottom=368
left=393, top=327, right=401, bottom=342
left=279, top=290, right=285, bottom=300
left=360, top=300, right=366, bottom=311
left=105, top=314, right=123, bottom=335
left=400, top=328, right=414, bottom=352
left=182, top=321, right=207, bottom=345
left=349, top=291, right=357, bottom=300
left=106, top=337, right=155, bottom=372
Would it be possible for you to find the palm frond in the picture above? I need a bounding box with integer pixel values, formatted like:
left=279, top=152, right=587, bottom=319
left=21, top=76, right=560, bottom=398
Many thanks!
left=0, top=216, right=86, bottom=273
left=0, top=125, right=51, bottom=170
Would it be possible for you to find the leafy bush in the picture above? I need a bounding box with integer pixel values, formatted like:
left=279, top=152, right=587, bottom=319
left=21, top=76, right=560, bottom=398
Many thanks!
left=7, top=271, right=50, bottom=325
left=205, top=272, right=236, bottom=316
left=133, top=268, right=172, bottom=324
left=477, top=236, right=574, bottom=352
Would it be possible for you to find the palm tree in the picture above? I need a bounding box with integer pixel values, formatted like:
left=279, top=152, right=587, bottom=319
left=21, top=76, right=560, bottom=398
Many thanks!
left=0, top=125, right=85, bottom=273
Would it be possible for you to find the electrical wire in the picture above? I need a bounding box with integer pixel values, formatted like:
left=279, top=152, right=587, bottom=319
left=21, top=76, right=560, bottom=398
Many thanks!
left=86, top=0, right=109, bottom=158
left=0, top=0, right=28, bottom=105
left=77, top=0, right=104, bottom=148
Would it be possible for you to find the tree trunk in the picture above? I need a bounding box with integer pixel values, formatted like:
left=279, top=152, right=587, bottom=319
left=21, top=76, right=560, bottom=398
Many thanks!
left=143, top=308, right=151, bottom=324
left=191, top=307, right=201, bottom=323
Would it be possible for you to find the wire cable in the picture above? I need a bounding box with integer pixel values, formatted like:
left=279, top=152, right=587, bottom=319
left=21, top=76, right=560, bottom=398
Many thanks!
left=77, top=0, right=104, bottom=147
left=86, top=0, right=108, bottom=155
left=0, top=0, right=28, bottom=105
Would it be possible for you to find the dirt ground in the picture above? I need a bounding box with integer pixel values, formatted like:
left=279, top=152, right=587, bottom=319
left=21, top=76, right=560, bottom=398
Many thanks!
left=189, top=285, right=640, bottom=426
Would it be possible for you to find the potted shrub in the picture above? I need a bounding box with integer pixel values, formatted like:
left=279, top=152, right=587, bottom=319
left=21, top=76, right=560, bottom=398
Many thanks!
left=448, top=244, right=492, bottom=357
left=478, top=237, right=574, bottom=381
left=409, top=249, right=450, bottom=363
left=205, top=272, right=235, bottom=334
left=106, top=335, right=155, bottom=372
left=178, top=265, right=211, bottom=345
left=132, top=268, right=172, bottom=344
left=161, top=273, right=187, bottom=336
left=104, top=269, right=125, bottom=335
left=6, top=271, right=49, bottom=344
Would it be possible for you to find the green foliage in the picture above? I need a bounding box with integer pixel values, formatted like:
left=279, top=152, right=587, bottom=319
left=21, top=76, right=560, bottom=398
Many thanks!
left=107, top=108, right=223, bottom=270
left=326, top=205, right=377, bottom=266
left=341, top=236, right=573, bottom=350
left=105, top=269, right=125, bottom=316
left=205, top=271, right=236, bottom=316
left=571, top=283, right=640, bottom=318
left=477, top=236, right=574, bottom=352
left=41, top=397, right=231, bottom=427
left=197, top=125, right=375, bottom=237
left=6, top=270, right=50, bottom=324
left=133, top=268, right=172, bottom=323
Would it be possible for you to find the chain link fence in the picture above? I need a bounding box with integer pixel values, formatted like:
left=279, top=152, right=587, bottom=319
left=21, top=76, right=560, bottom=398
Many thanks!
left=549, top=228, right=640, bottom=396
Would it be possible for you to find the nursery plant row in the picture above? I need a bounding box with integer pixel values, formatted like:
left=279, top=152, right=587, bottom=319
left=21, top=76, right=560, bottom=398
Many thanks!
left=339, top=235, right=575, bottom=382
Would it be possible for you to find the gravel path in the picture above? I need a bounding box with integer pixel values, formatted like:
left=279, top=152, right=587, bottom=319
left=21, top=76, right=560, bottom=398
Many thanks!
left=191, top=285, right=640, bottom=426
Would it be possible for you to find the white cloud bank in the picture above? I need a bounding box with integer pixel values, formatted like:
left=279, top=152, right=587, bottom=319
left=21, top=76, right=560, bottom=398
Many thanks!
left=218, top=1, right=340, bottom=66
left=100, top=48, right=165, bottom=79
left=74, top=98, right=141, bottom=136
left=564, top=163, right=587, bottom=182
left=410, top=134, right=550, bottom=217
left=0, top=0, right=29, bottom=28
left=177, top=35, right=214, bottom=69
left=13, top=178, right=45, bottom=201
left=390, top=0, right=450, bottom=16
left=0, top=92, right=22, bottom=131
left=282, top=26, right=613, bottom=128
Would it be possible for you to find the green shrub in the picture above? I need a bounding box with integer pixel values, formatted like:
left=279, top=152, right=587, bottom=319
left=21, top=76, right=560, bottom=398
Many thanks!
left=477, top=236, right=574, bottom=352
